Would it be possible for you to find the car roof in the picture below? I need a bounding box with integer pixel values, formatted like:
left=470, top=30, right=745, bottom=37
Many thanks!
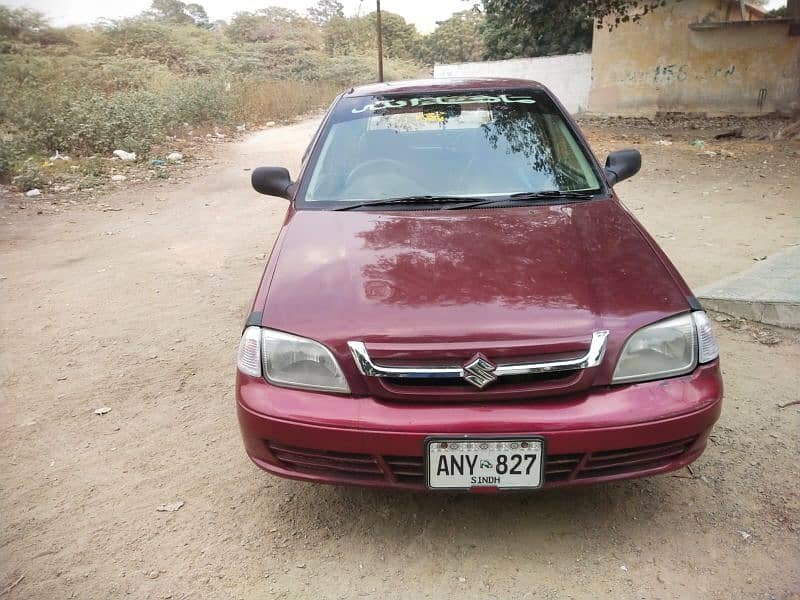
left=345, top=77, right=548, bottom=98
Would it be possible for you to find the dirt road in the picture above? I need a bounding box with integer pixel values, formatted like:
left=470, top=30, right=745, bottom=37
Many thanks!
left=1, top=119, right=798, bottom=600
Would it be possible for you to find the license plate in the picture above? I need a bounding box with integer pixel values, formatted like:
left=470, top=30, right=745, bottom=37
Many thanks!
left=425, top=437, right=545, bottom=490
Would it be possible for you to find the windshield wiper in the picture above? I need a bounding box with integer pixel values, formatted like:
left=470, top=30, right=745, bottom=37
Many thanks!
left=445, top=190, right=602, bottom=210
left=333, top=195, right=489, bottom=211
left=509, top=190, right=600, bottom=200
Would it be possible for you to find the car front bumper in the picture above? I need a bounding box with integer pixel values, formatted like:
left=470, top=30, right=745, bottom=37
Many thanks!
left=236, top=361, right=722, bottom=491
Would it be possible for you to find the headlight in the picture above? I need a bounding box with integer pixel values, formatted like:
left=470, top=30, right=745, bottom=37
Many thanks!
left=237, top=326, right=350, bottom=393
left=612, top=312, right=718, bottom=384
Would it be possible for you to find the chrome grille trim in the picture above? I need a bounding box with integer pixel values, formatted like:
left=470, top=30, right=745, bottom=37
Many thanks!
left=347, top=331, right=609, bottom=381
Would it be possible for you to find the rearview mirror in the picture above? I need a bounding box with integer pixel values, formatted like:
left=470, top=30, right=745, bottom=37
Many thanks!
left=251, top=167, right=295, bottom=199
left=604, top=149, right=641, bottom=186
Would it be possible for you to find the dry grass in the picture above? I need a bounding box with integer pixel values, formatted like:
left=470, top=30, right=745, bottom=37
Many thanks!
left=231, top=80, right=342, bottom=125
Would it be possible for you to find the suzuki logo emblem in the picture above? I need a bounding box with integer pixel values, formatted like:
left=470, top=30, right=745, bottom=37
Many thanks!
left=462, top=353, right=498, bottom=389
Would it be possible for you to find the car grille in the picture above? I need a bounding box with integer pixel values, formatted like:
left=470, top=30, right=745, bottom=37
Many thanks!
left=383, top=370, right=576, bottom=389
left=266, top=435, right=699, bottom=488
left=349, top=334, right=608, bottom=402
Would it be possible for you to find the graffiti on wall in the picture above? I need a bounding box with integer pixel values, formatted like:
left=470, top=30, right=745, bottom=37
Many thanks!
left=622, top=63, right=740, bottom=85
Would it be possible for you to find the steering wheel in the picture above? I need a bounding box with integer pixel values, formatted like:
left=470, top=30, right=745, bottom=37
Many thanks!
left=345, top=159, right=409, bottom=188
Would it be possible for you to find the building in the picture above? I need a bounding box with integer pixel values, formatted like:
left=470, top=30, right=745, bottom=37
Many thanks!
left=588, top=0, right=800, bottom=115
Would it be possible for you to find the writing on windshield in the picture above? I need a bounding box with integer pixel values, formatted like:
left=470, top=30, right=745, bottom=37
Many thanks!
left=352, top=94, right=537, bottom=114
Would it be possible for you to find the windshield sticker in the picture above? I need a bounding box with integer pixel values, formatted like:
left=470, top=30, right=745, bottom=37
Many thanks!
left=352, top=94, right=536, bottom=114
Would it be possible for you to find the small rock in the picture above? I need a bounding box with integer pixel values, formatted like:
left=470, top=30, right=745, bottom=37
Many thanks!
left=166, top=152, right=183, bottom=162
left=111, top=175, right=127, bottom=182
left=457, top=576, right=466, bottom=583
left=266, top=121, right=276, bottom=127
left=620, top=565, right=628, bottom=572
left=156, top=501, right=184, bottom=512
left=113, top=150, right=136, bottom=161
left=25, top=188, right=42, bottom=197
left=236, top=124, right=247, bottom=132
left=94, top=407, right=112, bottom=415
left=738, top=530, right=751, bottom=541
left=654, top=139, right=673, bottom=146
left=151, top=159, right=166, bottom=166
left=147, top=570, right=159, bottom=579
left=296, top=563, right=305, bottom=569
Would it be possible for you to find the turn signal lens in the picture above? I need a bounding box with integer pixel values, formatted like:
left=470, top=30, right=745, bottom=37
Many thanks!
left=237, top=326, right=262, bottom=377
left=692, top=311, right=720, bottom=364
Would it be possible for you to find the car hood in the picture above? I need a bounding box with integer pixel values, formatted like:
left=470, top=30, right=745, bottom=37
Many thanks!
left=259, top=199, right=689, bottom=355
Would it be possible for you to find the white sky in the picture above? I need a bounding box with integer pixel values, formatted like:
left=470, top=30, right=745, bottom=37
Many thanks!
left=3, top=0, right=788, bottom=32
left=4, top=0, right=473, bottom=32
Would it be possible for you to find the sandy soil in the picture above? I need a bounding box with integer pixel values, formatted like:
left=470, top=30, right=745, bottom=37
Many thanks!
left=1, top=118, right=798, bottom=600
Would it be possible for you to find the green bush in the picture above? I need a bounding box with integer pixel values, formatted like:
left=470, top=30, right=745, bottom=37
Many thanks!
left=0, top=5, right=431, bottom=189
left=9, top=158, right=47, bottom=190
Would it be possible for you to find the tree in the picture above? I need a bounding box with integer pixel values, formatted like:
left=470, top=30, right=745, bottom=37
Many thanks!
left=481, top=1, right=590, bottom=59
left=765, top=6, right=787, bottom=17
left=480, top=0, right=677, bottom=59
left=148, top=0, right=210, bottom=27
left=225, top=8, right=322, bottom=52
left=0, top=5, right=73, bottom=45
left=321, top=11, right=421, bottom=60
left=424, top=9, right=484, bottom=65
left=99, top=20, right=188, bottom=68
left=0, top=6, right=47, bottom=39
left=307, top=0, right=344, bottom=26
left=366, top=10, right=420, bottom=60
left=184, top=3, right=210, bottom=28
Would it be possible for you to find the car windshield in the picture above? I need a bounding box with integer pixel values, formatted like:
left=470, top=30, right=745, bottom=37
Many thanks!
left=301, top=90, right=601, bottom=203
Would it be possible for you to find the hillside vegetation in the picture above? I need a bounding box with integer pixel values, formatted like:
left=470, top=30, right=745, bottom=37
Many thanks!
left=1, top=0, right=449, bottom=191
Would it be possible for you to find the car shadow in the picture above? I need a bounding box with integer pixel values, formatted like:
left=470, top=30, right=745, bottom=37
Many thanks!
left=262, top=473, right=686, bottom=543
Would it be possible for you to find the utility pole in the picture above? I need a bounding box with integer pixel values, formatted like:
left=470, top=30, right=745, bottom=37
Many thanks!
left=376, top=0, right=384, bottom=82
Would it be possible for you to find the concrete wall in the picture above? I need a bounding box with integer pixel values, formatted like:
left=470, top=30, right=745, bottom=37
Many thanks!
left=589, top=0, right=800, bottom=115
left=434, top=54, right=592, bottom=113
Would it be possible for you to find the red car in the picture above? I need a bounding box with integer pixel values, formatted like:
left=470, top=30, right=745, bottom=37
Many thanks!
left=236, top=78, right=722, bottom=492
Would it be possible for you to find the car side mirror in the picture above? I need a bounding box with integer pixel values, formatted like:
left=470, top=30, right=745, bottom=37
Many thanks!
left=251, top=167, right=295, bottom=199
left=604, top=149, right=641, bottom=186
